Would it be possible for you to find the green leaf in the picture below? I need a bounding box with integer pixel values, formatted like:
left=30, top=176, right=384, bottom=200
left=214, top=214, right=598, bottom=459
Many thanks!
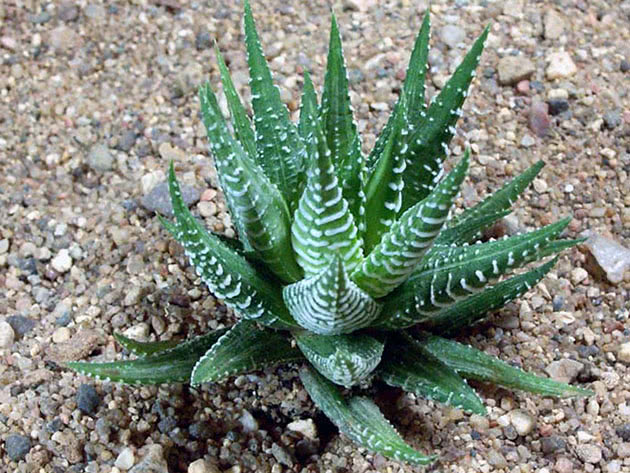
left=66, top=329, right=227, bottom=385
left=378, top=334, right=486, bottom=415
left=376, top=217, right=573, bottom=329
left=296, top=332, right=384, bottom=387
left=423, top=257, right=559, bottom=335
left=191, top=320, right=303, bottom=386
left=284, top=255, right=381, bottom=335
left=199, top=83, right=302, bottom=283
left=416, top=335, right=593, bottom=398
left=363, top=96, right=407, bottom=252
left=401, top=27, right=489, bottom=212
left=300, top=367, right=436, bottom=466
left=215, top=46, right=257, bottom=160
left=320, top=13, right=366, bottom=233
left=298, top=70, right=319, bottom=160
left=449, top=160, right=545, bottom=238
left=243, top=0, right=306, bottom=211
left=113, top=333, right=179, bottom=357
left=352, top=152, right=469, bottom=298
left=434, top=210, right=511, bottom=246
left=291, top=109, right=363, bottom=276
left=165, top=163, right=298, bottom=330
left=366, top=11, right=431, bottom=171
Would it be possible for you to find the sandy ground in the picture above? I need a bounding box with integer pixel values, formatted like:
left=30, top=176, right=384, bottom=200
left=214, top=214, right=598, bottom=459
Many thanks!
left=1, top=0, right=630, bottom=472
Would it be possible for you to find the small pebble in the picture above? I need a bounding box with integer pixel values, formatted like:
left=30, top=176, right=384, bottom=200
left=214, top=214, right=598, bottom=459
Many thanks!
left=543, top=10, right=565, bottom=39
left=0, top=321, right=15, bottom=348
left=617, top=425, right=630, bottom=441
left=546, top=51, right=577, bottom=80
left=188, top=459, right=220, bottom=473
left=76, top=384, right=101, bottom=415
left=620, top=59, right=630, bottom=73
left=555, top=457, right=574, bottom=473
left=583, top=232, right=630, bottom=284
left=87, top=144, right=115, bottom=172
left=603, top=110, right=621, bottom=130
left=52, top=327, right=71, bottom=343
left=542, top=436, right=566, bottom=454
left=51, top=249, right=73, bottom=273
left=497, top=56, right=536, bottom=85
left=618, top=342, right=630, bottom=365
left=548, top=99, right=569, bottom=116
left=129, top=444, right=168, bottom=473
left=287, top=419, right=318, bottom=440
left=239, top=410, right=259, bottom=433
left=5, top=434, right=31, bottom=461
left=570, top=267, right=588, bottom=285
left=140, top=181, right=201, bottom=217
left=6, top=315, right=37, bottom=338
left=115, top=447, right=135, bottom=470
left=577, top=444, right=602, bottom=464
left=545, top=359, right=583, bottom=383
left=510, top=410, right=536, bottom=436
left=529, top=101, right=551, bottom=137
left=439, top=25, right=465, bottom=48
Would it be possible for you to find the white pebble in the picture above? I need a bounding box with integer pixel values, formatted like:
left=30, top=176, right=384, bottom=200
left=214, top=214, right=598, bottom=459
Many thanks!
left=287, top=419, right=318, bottom=440
left=188, top=459, right=220, bottom=473
left=510, top=409, right=535, bottom=436
left=0, top=321, right=15, bottom=348
left=570, top=267, right=588, bottom=285
left=618, top=342, right=630, bottom=364
left=51, top=249, right=73, bottom=273
left=52, top=327, right=71, bottom=344
left=115, top=447, right=135, bottom=470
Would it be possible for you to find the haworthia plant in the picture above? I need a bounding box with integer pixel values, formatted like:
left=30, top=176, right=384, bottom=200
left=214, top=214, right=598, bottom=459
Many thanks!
left=68, top=2, right=592, bottom=467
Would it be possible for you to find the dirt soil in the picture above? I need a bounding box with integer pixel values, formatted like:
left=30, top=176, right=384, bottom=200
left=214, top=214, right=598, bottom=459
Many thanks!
left=1, top=0, right=630, bottom=472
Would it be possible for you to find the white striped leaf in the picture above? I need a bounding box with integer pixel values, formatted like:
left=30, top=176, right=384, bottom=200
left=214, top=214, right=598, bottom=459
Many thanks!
left=320, top=13, right=366, bottom=234
left=363, top=95, right=407, bottom=252
left=283, top=255, right=381, bottom=335
left=378, top=333, right=486, bottom=415
left=423, top=257, right=559, bottom=334
left=291, top=108, right=363, bottom=277
left=200, top=83, right=302, bottom=283
left=352, top=152, right=469, bottom=298
left=165, top=163, right=298, bottom=330
left=191, top=320, right=303, bottom=386
left=416, top=334, right=593, bottom=398
left=216, top=46, right=257, bottom=161
left=244, top=0, right=306, bottom=211
left=366, top=11, right=431, bottom=171
left=376, top=218, right=575, bottom=329
left=296, top=332, right=384, bottom=387
left=66, top=329, right=228, bottom=385
left=400, top=27, right=489, bottom=212
left=300, top=367, right=436, bottom=466
left=298, top=70, right=319, bottom=160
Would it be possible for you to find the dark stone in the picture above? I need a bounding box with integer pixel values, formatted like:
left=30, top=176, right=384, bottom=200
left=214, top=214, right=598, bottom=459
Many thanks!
left=5, top=434, right=31, bottom=461
left=195, top=31, right=212, bottom=51
left=46, top=418, right=63, bottom=433
left=188, top=421, right=212, bottom=440
left=603, top=110, right=621, bottom=130
left=348, top=68, right=364, bottom=84
left=483, top=67, right=495, bottom=78
left=577, top=344, right=599, bottom=358
left=158, top=416, right=178, bottom=434
left=548, top=99, right=569, bottom=116
left=118, top=130, right=137, bottom=152
left=541, top=436, right=566, bottom=454
left=529, top=80, right=545, bottom=92
left=76, top=384, right=100, bottom=415
left=470, top=430, right=482, bottom=440
left=6, top=315, right=37, bottom=338
left=621, top=60, right=630, bottom=73
left=616, top=424, right=630, bottom=441
left=17, top=257, right=38, bottom=275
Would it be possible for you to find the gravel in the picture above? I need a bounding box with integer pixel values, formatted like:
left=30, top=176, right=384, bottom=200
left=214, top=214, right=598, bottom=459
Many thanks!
left=2, top=1, right=629, bottom=472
